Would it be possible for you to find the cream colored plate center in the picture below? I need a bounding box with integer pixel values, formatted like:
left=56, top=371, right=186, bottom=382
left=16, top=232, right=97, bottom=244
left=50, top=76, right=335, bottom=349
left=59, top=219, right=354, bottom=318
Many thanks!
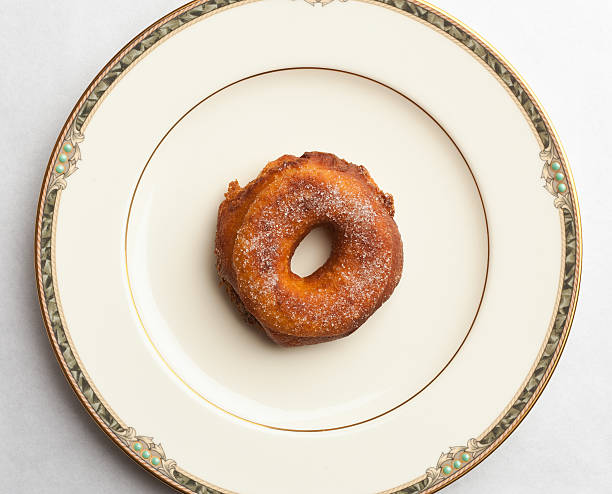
left=126, top=68, right=488, bottom=431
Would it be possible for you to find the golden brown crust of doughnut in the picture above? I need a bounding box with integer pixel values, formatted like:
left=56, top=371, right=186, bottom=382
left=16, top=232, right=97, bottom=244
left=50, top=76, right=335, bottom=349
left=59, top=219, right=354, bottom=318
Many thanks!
left=215, top=152, right=402, bottom=346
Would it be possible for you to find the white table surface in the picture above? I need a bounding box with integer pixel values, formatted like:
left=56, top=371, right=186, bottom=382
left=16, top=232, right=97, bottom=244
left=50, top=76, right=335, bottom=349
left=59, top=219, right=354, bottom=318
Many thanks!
left=1, top=0, right=610, bottom=492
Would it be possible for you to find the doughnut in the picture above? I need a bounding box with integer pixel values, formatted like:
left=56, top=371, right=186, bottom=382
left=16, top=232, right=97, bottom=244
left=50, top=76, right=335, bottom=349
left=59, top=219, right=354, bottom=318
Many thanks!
left=215, top=152, right=403, bottom=346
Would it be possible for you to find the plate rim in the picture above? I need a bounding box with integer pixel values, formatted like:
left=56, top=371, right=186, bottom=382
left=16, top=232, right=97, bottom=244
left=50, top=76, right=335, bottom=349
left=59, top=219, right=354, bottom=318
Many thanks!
left=34, top=0, right=582, bottom=493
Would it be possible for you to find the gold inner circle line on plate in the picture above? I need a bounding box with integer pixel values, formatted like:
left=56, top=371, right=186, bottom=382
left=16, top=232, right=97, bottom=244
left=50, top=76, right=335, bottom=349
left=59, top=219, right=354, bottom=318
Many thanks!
left=124, top=66, right=491, bottom=433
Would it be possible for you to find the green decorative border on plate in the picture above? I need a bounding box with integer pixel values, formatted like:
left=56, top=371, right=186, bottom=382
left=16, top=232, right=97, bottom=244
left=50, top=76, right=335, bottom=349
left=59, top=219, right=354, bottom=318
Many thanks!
left=35, top=1, right=581, bottom=493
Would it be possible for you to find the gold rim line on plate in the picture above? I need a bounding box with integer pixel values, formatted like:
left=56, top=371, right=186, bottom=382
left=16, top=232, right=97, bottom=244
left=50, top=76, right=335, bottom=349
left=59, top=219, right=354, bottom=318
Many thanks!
left=33, top=0, right=582, bottom=493
left=123, top=66, right=491, bottom=433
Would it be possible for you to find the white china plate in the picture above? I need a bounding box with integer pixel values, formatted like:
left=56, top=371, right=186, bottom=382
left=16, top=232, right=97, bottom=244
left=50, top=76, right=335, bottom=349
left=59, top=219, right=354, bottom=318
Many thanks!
left=35, top=1, right=581, bottom=493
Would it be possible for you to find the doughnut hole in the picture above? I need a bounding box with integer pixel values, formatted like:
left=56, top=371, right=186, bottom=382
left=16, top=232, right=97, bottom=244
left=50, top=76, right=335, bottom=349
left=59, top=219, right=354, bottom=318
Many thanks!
left=290, top=225, right=335, bottom=278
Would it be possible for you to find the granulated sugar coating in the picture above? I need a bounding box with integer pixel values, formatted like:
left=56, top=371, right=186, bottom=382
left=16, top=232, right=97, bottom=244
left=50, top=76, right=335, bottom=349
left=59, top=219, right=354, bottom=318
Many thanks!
left=215, top=152, right=403, bottom=346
